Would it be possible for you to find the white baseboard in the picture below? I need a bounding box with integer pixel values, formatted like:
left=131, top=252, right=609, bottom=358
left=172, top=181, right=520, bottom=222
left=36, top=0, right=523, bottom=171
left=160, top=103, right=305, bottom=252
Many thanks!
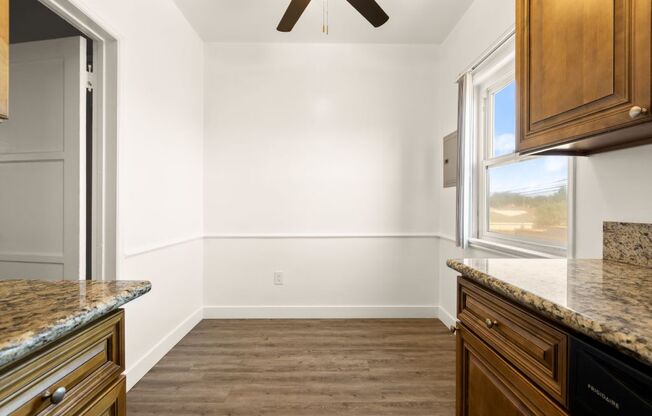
left=204, top=233, right=442, bottom=239
left=125, top=307, right=203, bottom=391
left=438, top=306, right=457, bottom=329
left=203, top=305, right=439, bottom=319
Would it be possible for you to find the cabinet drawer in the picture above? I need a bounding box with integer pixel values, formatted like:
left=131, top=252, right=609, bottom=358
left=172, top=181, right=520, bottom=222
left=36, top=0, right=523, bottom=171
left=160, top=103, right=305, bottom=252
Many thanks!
left=0, top=310, right=124, bottom=416
left=458, top=278, right=568, bottom=405
left=457, top=324, right=568, bottom=416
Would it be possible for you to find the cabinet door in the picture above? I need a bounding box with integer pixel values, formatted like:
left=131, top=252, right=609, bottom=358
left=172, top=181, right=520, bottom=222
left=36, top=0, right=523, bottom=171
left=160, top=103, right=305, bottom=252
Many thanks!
left=0, top=0, right=7, bottom=120
left=76, top=376, right=126, bottom=416
left=457, top=325, right=567, bottom=416
left=517, top=0, right=652, bottom=153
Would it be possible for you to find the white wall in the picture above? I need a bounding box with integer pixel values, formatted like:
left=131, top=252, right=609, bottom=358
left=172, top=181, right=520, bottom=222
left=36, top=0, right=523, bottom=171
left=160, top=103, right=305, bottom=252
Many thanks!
left=434, top=0, right=652, bottom=326
left=574, top=147, right=652, bottom=258
left=204, top=238, right=439, bottom=317
left=203, top=43, right=440, bottom=317
left=70, top=0, right=205, bottom=389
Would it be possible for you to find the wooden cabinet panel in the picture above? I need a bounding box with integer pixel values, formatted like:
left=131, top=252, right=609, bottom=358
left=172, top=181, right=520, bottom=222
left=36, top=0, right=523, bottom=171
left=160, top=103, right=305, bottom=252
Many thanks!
left=0, top=0, right=7, bottom=120
left=458, top=277, right=568, bottom=405
left=457, top=325, right=567, bottom=416
left=529, top=0, right=617, bottom=124
left=517, top=0, right=652, bottom=154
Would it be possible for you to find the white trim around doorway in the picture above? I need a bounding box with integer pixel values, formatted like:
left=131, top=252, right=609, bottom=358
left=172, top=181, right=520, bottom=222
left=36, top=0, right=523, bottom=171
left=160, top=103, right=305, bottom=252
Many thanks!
left=39, top=0, right=119, bottom=281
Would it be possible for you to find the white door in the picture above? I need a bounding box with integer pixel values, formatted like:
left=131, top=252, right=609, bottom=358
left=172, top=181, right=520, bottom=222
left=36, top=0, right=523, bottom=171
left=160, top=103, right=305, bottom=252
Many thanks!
left=0, top=36, right=87, bottom=280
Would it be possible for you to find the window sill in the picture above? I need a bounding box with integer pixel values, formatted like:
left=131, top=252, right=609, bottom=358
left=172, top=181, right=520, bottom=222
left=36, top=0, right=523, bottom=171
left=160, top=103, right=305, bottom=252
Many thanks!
left=468, top=238, right=565, bottom=259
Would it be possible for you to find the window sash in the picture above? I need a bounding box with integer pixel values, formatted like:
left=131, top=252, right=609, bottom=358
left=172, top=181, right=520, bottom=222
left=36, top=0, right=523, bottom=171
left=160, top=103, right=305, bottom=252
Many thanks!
left=477, top=156, right=570, bottom=252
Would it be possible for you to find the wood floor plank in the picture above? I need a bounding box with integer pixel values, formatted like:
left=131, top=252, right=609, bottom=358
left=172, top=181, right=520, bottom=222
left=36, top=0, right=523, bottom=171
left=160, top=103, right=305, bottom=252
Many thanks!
left=127, top=319, right=455, bottom=416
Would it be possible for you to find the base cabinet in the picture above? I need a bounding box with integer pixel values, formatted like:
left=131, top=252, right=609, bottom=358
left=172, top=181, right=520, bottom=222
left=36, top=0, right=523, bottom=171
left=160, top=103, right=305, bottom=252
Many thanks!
left=456, top=277, right=569, bottom=416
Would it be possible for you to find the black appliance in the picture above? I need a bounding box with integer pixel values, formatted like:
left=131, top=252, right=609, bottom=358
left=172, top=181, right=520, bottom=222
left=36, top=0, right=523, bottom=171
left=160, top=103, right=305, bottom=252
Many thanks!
left=569, top=335, right=652, bottom=415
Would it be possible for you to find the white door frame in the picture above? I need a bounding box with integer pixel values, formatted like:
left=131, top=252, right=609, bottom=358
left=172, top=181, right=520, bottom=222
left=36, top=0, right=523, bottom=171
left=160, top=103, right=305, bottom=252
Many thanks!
left=39, top=0, right=118, bottom=281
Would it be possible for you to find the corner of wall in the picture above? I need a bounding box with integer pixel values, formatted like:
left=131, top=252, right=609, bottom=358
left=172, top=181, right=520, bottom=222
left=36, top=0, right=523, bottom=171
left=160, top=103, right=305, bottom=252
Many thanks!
left=125, top=306, right=203, bottom=391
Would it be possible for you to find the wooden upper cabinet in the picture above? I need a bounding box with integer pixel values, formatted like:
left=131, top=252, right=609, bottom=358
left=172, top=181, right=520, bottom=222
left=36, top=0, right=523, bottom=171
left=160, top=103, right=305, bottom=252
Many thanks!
left=517, top=0, right=652, bottom=155
left=0, top=0, right=7, bottom=120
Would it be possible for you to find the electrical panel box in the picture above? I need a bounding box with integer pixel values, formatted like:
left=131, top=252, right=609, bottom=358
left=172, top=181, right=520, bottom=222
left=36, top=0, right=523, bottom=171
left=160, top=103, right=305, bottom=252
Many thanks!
left=443, top=131, right=457, bottom=188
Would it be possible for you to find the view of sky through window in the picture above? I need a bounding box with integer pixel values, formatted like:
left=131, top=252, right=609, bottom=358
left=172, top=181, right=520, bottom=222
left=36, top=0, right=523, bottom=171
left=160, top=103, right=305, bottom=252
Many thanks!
left=492, top=81, right=516, bottom=157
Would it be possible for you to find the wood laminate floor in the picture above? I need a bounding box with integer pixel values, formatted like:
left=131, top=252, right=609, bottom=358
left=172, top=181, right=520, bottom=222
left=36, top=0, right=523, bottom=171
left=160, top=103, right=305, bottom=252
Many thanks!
left=127, top=319, right=456, bottom=416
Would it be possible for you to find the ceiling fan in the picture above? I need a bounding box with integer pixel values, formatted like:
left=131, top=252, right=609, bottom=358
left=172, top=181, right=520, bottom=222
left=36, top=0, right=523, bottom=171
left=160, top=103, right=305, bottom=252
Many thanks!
left=277, top=0, right=389, bottom=32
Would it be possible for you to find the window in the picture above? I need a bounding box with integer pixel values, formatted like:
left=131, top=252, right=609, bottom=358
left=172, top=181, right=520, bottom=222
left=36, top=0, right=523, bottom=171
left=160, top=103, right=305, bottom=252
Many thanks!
left=470, top=37, right=570, bottom=256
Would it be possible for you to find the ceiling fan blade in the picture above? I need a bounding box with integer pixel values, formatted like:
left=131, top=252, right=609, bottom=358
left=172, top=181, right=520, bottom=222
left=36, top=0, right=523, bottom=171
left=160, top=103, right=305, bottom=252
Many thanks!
left=345, top=0, right=389, bottom=27
left=277, top=0, right=312, bottom=32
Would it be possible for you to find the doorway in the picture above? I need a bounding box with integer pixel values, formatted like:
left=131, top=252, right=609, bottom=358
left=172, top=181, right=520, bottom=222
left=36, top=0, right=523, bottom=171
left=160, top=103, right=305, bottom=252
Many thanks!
left=0, top=0, right=117, bottom=281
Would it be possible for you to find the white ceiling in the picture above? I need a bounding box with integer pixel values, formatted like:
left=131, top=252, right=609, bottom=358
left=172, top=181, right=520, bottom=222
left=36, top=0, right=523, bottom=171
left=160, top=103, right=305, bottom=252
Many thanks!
left=173, top=0, right=473, bottom=44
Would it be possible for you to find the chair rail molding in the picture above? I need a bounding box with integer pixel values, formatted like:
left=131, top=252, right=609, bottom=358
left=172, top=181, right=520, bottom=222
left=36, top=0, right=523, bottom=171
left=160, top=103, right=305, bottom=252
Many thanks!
left=123, top=232, right=456, bottom=259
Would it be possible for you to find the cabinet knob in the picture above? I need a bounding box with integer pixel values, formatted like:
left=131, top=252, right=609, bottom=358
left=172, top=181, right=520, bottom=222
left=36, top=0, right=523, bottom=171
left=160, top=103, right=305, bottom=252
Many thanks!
left=629, top=106, right=648, bottom=119
left=449, top=324, right=459, bottom=334
left=43, top=386, right=67, bottom=404
left=484, top=318, right=498, bottom=329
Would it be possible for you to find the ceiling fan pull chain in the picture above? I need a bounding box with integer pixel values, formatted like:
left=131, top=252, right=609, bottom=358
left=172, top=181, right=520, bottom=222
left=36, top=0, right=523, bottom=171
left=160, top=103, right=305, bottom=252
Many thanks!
left=326, top=0, right=329, bottom=34
left=322, top=0, right=329, bottom=35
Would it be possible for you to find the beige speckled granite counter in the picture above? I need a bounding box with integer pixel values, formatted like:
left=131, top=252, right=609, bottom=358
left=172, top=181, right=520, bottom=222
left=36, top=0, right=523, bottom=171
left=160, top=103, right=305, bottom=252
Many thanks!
left=447, top=258, right=652, bottom=367
left=0, top=280, right=151, bottom=369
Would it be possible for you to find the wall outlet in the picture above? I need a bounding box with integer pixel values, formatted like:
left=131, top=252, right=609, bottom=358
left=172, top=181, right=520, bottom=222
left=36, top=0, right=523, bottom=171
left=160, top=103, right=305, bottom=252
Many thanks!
left=273, top=271, right=284, bottom=286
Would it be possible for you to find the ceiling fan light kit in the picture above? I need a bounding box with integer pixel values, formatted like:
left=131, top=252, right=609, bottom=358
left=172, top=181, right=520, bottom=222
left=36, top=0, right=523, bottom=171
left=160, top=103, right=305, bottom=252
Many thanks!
left=277, top=0, right=389, bottom=33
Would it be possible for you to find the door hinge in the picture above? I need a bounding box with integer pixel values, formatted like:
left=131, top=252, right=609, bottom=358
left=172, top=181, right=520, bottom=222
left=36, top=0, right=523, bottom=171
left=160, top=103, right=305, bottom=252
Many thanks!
left=86, top=65, right=95, bottom=92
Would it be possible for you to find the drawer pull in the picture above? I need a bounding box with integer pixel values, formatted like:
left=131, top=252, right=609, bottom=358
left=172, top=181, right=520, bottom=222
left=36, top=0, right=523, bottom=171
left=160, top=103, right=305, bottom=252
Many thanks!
left=43, top=386, right=67, bottom=404
left=629, top=106, right=649, bottom=119
left=485, top=318, right=498, bottom=329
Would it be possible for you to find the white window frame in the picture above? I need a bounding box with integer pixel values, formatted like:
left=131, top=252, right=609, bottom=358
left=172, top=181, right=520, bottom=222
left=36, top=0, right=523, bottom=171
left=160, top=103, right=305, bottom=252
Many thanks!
left=468, top=36, right=575, bottom=259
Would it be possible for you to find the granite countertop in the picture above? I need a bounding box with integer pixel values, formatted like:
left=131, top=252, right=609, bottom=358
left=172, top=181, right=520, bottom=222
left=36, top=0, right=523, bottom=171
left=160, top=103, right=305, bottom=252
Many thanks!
left=0, top=279, right=151, bottom=369
left=447, top=258, right=652, bottom=366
